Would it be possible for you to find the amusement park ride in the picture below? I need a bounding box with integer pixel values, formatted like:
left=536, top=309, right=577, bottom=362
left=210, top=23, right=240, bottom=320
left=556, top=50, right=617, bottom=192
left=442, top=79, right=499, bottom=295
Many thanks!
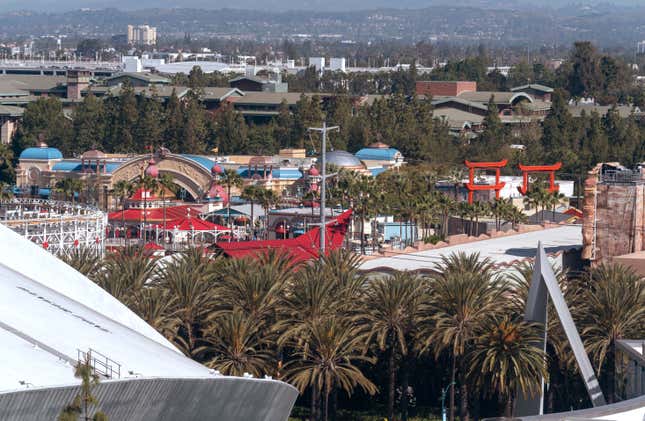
left=464, top=160, right=562, bottom=204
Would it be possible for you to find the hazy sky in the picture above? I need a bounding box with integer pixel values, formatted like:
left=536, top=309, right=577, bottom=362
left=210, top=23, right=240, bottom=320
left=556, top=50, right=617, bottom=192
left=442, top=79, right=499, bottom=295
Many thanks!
left=0, top=0, right=643, bottom=12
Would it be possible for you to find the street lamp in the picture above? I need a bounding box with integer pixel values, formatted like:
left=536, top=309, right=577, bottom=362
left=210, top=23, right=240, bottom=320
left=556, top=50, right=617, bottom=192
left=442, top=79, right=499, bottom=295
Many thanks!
left=441, top=381, right=456, bottom=421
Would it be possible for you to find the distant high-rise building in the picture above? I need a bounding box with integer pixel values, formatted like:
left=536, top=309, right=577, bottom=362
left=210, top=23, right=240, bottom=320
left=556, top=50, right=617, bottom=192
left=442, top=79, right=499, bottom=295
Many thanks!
left=637, top=41, right=645, bottom=55
left=127, top=25, right=157, bottom=46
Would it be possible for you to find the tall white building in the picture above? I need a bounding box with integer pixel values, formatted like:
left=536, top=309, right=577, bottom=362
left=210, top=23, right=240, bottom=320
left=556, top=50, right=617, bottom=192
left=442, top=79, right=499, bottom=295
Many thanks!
left=127, top=25, right=157, bottom=46
left=638, top=40, right=645, bottom=55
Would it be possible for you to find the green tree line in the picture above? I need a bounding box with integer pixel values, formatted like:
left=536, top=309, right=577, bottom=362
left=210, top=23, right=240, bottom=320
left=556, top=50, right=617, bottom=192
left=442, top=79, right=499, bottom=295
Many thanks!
left=60, top=247, right=644, bottom=421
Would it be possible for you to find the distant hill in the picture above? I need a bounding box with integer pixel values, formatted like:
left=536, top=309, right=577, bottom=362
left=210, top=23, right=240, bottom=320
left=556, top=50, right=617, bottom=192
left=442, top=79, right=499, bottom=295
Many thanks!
left=4, top=0, right=645, bottom=13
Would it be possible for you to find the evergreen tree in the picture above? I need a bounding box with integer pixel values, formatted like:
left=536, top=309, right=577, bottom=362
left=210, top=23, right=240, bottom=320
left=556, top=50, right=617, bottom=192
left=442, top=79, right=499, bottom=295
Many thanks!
left=293, top=94, right=324, bottom=149
left=106, top=81, right=138, bottom=153
left=213, top=103, right=248, bottom=154
left=12, top=97, right=72, bottom=156
left=580, top=111, right=609, bottom=169
left=542, top=90, right=579, bottom=172
left=72, top=92, right=105, bottom=155
left=325, top=95, right=353, bottom=151
left=273, top=100, right=293, bottom=148
left=181, top=96, right=208, bottom=154
left=568, top=41, right=601, bottom=99
left=163, top=89, right=184, bottom=152
left=135, top=88, right=164, bottom=151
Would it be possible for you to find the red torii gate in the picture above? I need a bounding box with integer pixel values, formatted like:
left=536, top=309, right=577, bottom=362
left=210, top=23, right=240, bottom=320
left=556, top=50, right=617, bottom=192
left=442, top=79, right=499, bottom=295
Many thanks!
left=464, top=159, right=507, bottom=204
left=517, top=162, right=562, bottom=195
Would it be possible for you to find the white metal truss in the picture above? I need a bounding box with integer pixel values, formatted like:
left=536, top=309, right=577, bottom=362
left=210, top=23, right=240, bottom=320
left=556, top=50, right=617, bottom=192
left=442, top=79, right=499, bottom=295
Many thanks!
left=0, top=199, right=106, bottom=257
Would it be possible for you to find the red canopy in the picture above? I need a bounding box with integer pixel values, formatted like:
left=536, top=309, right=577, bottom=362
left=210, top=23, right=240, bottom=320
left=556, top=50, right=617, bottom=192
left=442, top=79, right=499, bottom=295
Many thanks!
left=108, top=205, right=203, bottom=223
left=159, top=216, right=229, bottom=231
left=214, top=209, right=352, bottom=263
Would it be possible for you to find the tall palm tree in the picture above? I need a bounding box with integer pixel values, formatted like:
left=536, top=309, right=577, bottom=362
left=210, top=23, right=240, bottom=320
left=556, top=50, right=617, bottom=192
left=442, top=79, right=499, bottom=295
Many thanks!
left=241, top=184, right=263, bottom=239
left=136, top=175, right=159, bottom=243
left=419, top=252, right=505, bottom=421
left=111, top=180, right=134, bottom=244
left=283, top=317, right=377, bottom=421
left=576, top=263, right=645, bottom=403
left=197, top=309, right=275, bottom=377
left=352, top=174, right=377, bottom=254
left=157, top=173, right=176, bottom=244
left=468, top=315, right=548, bottom=417
left=276, top=249, right=366, bottom=420
left=220, top=169, right=244, bottom=233
left=216, top=249, right=293, bottom=325
left=129, top=287, right=181, bottom=342
left=357, top=272, right=426, bottom=421
left=159, top=248, right=218, bottom=354
left=257, top=188, right=280, bottom=239
left=95, top=246, right=157, bottom=307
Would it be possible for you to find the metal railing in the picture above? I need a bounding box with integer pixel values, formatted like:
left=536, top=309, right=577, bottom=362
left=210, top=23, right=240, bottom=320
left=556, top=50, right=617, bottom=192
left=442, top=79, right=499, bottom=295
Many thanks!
left=77, top=348, right=121, bottom=379
left=599, top=169, right=643, bottom=184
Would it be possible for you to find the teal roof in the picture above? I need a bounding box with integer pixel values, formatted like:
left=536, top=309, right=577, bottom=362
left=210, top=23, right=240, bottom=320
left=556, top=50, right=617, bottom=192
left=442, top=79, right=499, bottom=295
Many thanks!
left=51, top=161, right=122, bottom=173
left=180, top=154, right=216, bottom=171
left=355, top=147, right=401, bottom=161
left=19, top=147, right=63, bottom=160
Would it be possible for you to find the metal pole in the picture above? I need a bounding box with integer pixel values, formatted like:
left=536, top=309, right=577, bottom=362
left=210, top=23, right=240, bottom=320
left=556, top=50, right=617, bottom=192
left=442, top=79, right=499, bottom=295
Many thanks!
left=307, top=122, right=339, bottom=256
left=320, top=122, right=326, bottom=254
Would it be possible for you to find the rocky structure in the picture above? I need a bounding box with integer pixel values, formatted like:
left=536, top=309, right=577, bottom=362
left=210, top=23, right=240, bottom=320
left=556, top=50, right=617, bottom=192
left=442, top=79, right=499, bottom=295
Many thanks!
left=582, top=163, right=645, bottom=263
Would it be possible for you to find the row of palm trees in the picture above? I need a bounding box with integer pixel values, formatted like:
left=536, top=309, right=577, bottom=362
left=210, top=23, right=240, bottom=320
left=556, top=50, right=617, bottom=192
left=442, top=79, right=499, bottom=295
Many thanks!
left=327, top=168, right=530, bottom=252
left=61, top=247, right=644, bottom=420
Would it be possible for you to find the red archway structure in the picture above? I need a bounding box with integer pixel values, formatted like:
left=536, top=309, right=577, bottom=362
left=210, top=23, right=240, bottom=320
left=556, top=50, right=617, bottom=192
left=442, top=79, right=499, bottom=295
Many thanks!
left=517, top=163, right=562, bottom=195
left=464, top=159, right=507, bottom=204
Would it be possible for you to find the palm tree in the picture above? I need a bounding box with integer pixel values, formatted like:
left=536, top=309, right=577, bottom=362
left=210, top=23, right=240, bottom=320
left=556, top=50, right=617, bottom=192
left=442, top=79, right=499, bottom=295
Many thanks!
left=216, top=249, right=293, bottom=325
left=136, top=175, right=159, bottom=243
left=352, top=174, right=377, bottom=254
left=283, top=317, right=377, bottom=421
left=434, top=192, right=455, bottom=239
left=220, top=169, right=244, bottom=233
left=546, top=191, right=566, bottom=222
left=241, top=184, right=263, bottom=239
left=469, top=201, right=489, bottom=236
left=55, top=178, right=83, bottom=203
left=111, top=180, right=134, bottom=244
left=576, top=263, right=645, bottom=403
left=197, top=309, right=275, bottom=377
left=129, top=287, right=181, bottom=343
left=419, top=252, right=505, bottom=421
left=357, top=272, right=426, bottom=421
left=157, top=173, right=176, bottom=244
left=95, top=246, right=157, bottom=307
left=159, top=248, right=217, bottom=354
left=467, top=315, right=548, bottom=417
left=59, top=247, right=103, bottom=280
left=275, top=249, right=366, bottom=419
left=257, top=188, right=280, bottom=239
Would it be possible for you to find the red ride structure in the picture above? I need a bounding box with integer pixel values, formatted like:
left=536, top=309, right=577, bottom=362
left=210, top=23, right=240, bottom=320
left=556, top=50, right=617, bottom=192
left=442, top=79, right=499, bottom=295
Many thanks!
left=464, top=159, right=507, bottom=204
left=517, top=162, right=562, bottom=195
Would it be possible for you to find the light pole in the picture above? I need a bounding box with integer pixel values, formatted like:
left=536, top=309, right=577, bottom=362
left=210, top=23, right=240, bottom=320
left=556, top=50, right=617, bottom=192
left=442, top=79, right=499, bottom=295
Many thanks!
left=441, top=381, right=455, bottom=421
left=307, top=122, right=339, bottom=254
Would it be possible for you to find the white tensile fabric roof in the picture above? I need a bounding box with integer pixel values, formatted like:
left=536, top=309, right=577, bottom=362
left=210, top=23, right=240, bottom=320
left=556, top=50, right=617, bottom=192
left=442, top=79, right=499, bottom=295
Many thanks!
left=0, top=223, right=211, bottom=392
